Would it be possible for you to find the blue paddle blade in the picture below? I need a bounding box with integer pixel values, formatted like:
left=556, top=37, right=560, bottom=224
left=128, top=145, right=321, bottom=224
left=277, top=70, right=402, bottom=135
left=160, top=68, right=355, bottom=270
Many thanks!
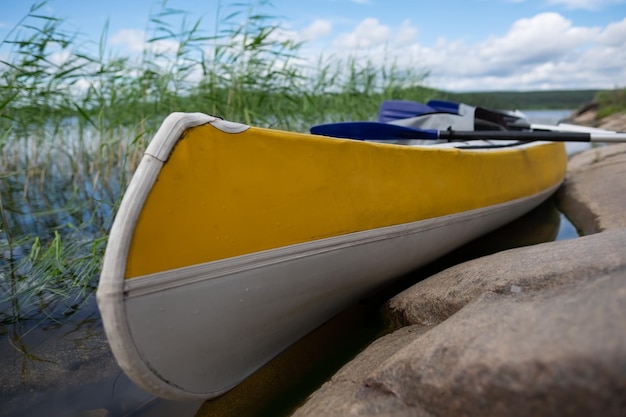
left=426, top=99, right=461, bottom=114
left=377, top=100, right=438, bottom=122
left=310, top=122, right=439, bottom=141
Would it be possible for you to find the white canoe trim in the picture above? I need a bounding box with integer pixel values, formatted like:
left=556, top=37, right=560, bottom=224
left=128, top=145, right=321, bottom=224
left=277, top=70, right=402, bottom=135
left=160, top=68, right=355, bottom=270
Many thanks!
left=145, top=112, right=249, bottom=161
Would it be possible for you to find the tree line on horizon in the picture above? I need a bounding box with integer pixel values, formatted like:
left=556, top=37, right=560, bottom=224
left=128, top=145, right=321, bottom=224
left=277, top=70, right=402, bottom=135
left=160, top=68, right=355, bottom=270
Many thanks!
left=439, top=89, right=601, bottom=111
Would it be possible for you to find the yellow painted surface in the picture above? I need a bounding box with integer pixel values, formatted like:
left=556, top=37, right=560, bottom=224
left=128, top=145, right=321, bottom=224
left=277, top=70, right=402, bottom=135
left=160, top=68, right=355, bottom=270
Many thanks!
left=125, top=124, right=566, bottom=278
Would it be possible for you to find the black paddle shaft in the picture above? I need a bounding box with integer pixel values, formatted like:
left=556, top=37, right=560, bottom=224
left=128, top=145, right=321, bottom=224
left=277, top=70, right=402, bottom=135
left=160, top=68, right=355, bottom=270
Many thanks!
left=439, top=129, right=592, bottom=143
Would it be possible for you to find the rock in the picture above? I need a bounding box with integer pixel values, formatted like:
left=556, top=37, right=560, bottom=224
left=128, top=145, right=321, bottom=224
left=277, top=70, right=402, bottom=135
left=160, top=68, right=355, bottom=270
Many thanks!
left=568, top=109, right=598, bottom=126
left=386, top=229, right=626, bottom=328
left=291, top=325, right=434, bottom=417
left=597, top=112, right=626, bottom=131
left=293, top=231, right=626, bottom=417
left=558, top=143, right=626, bottom=234
left=365, top=261, right=626, bottom=417
left=565, top=106, right=626, bottom=132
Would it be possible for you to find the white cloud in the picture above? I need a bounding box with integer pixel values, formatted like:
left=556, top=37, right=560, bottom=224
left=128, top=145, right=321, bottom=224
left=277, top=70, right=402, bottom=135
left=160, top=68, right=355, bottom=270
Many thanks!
left=597, top=16, right=626, bottom=46
left=420, top=12, right=624, bottom=90
left=110, top=29, right=145, bottom=52
left=327, top=17, right=418, bottom=49
left=457, top=12, right=624, bottom=90
left=332, top=18, right=390, bottom=49
left=49, top=50, right=73, bottom=67
left=301, top=19, right=333, bottom=41
left=394, top=20, right=418, bottom=45
left=474, top=13, right=597, bottom=72
left=313, top=12, right=625, bottom=91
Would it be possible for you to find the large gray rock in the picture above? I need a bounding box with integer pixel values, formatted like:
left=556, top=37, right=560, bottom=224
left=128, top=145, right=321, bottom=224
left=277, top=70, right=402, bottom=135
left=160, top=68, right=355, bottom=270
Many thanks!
left=558, top=143, right=626, bottom=234
left=293, top=230, right=626, bottom=417
left=292, top=325, right=434, bottom=417
left=364, top=263, right=626, bottom=417
left=567, top=109, right=626, bottom=132
left=387, top=228, right=626, bottom=328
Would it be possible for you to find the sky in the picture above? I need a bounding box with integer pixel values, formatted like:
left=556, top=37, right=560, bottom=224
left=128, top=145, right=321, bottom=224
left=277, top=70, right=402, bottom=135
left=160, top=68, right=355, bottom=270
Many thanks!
left=1, top=0, right=625, bottom=92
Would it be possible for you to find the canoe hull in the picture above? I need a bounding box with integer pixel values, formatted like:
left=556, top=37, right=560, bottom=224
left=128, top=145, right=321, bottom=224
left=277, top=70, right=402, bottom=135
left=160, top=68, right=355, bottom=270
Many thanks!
left=97, top=113, right=567, bottom=400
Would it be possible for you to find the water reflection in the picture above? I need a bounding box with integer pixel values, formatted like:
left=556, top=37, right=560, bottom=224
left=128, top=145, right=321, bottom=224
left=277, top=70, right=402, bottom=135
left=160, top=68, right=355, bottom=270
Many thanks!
left=0, top=125, right=124, bottom=327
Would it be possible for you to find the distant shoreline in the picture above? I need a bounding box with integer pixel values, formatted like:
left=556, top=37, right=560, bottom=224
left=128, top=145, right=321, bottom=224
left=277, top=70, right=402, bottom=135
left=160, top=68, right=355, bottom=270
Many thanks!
left=441, top=89, right=601, bottom=111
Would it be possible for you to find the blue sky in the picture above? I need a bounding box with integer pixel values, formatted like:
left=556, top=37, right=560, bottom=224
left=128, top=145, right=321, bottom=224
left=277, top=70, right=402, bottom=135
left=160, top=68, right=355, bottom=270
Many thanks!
left=1, top=0, right=625, bottom=91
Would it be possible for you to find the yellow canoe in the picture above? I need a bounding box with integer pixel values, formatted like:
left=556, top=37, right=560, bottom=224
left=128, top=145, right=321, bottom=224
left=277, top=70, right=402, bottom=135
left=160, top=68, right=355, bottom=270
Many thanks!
left=97, top=113, right=567, bottom=400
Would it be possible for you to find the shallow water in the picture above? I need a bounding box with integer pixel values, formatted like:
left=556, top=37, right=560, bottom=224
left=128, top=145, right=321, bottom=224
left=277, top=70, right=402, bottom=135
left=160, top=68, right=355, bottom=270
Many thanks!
left=521, top=109, right=573, bottom=124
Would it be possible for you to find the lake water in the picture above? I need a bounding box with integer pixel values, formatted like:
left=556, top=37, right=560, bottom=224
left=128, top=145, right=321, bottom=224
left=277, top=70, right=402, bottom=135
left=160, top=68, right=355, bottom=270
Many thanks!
left=0, top=110, right=583, bottom=417
left=523, top=109, right=594, bottom=156
left=522, top=109, right=573, bottom=124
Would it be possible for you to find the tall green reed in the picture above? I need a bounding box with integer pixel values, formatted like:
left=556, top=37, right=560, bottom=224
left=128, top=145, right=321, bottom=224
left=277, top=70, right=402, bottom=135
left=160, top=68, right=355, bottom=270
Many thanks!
left=0, top=0, right=431, bottom=325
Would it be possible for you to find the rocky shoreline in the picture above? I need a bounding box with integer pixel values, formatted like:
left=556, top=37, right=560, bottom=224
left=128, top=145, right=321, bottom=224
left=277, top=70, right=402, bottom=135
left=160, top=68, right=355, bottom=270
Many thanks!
left=564, top=104, right=626, bottom=132
left=292, top=111, right=626, bottom=417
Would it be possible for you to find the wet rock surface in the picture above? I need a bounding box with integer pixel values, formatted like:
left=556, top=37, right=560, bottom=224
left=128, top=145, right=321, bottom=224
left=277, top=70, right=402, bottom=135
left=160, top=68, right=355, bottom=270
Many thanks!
left=293, top=140, right=626, bottom=417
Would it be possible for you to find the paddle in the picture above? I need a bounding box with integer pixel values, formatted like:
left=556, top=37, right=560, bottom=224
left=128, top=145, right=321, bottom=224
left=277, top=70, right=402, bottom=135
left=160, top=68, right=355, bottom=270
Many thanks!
left=379, top=99, right=531, bottom=130
left=379, top=99, right=624, bottom=136
left=378, top=100, right=443, bottom=123
left=426, top=99, right=527, bottom=123
left=310, top=121, right=626, bottom=143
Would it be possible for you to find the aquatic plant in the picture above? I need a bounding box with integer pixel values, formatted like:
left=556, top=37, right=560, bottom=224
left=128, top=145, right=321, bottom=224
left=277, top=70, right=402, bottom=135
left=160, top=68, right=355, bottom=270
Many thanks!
left=0, top=0, right=430, bottom=325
